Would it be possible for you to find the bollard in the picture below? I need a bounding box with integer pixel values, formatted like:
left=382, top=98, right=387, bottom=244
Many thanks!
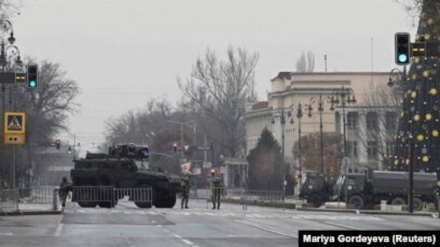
left=53, top=188, right=58, bottom=211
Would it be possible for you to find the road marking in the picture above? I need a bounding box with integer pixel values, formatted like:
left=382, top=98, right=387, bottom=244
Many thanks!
left=181, top=239, right=194, bottom=245
left=173, top=234, right=182, bottom=239
left=54, top=223, right=64, bottom=237
left=0, top=233, right=13, bottom=236
left=324, top=222, right=364, bottom=230
left=236, top=220, right=297, bottom=238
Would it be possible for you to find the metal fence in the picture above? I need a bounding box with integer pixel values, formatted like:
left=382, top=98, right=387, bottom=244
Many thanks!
left=72, top=186, right=152, bottom=206
left=0, top=186, right=59, bottom=213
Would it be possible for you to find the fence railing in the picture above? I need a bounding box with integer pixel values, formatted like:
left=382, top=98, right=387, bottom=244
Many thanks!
left=0, top=186, right=286, bottom=213
left=71, top=186, right=153, bottom=206
left=0, top=186, right=59, bottom=213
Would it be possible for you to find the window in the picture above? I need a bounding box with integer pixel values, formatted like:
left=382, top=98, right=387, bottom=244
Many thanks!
left=367, top=141, right=378, bottom=157
left=352, top=141, right=358, bottom=157
left=385, top=112, right=397, bottom=130
left=386, top=142, right=394, bottom=156
left=366, top=112, right=378, bottom=130
left=347, top=112, right=358, bottom=129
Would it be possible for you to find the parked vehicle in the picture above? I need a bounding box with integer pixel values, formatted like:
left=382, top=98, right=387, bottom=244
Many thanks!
left=70, top=144, right=181, bottom=209
left=332, top=170, right=438, bottom=210
left=299, top=172, right=334, bottom=208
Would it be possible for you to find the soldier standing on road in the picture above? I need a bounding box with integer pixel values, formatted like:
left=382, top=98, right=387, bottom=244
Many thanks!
left=181, top=175, right=191, bottom=209
left=58, top=176, right=70, bottom=208
left=210, top=171, right=223, bottom=209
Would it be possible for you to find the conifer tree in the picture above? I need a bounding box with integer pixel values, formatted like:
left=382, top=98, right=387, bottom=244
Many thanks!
left=247, top=128, right=285, bottom=190
left=391, top=0, right=440, bottom=178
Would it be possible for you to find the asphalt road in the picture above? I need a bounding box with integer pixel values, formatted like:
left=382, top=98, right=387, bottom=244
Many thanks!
left=0, top=199, right=438, bottom=247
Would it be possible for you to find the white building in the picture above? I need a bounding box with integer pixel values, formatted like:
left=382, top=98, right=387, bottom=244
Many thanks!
left=245, top=71, right=398, bottom=175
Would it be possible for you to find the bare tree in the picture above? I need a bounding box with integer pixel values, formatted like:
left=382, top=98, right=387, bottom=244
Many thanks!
left=0, top=0, right=20, bottom=20
left=178, top=46, right=258, bottom=157
left=105, top=98, right=172, bottom=144
left=1, top=60, right=80, bottom=187
left=295, top=50, right=315, bottom=72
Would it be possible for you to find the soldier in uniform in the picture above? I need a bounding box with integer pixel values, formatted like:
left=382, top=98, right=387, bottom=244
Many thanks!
left=58, top=176, right=71, bottom=208
left=210, top=171, right=223, bottom=209
left=181, top=175, right=191, bottom=209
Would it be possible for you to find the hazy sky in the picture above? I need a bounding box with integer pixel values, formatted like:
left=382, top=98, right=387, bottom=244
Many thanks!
left=12, top=0, right=417, bottom=145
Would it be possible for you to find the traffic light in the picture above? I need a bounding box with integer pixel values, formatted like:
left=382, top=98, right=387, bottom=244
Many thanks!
left=55, top=139, right=61, bottom=150
left=27, top=64, right=38, bottom=88
left=395, top=33, right=410, bottom=65
left=173, top=143, right=177, bottom=153
left=68, top=146, right=72, bottom=154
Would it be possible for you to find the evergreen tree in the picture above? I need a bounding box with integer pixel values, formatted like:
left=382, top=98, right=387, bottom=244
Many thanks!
left=391, top=0, right=440, bottom=178
left=247, top=128, right=285, bottom=191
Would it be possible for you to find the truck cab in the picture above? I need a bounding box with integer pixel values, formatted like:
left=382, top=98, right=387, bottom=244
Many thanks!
left=299, top=172, right=333, bottom=207
left=332, top=173, right=369, bottom=209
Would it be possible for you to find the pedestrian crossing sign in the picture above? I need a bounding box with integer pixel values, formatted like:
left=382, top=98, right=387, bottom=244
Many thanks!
left=4, top=112, right=26, bottom=134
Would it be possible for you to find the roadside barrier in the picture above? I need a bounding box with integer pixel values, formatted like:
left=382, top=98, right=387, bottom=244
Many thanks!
left=71, top=186, right=152, bottom=208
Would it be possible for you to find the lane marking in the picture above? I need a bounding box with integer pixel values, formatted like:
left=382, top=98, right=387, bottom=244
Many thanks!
left=173, top=234, right=182, bottom=239
left=0, top=233, right=13, bottom=236
left=236, top=220, right=296, bottom=238
left=54, top=223, right=64, bottom=237
left=181, top=239, right=194, bottom=245
left=324, top=222, right=363, bottom=230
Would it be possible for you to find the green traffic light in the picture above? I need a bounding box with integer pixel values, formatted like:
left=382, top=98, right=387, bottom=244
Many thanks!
left=29, top=80, right=37, bottom=88
left=398, top=54, right=408, bottom=63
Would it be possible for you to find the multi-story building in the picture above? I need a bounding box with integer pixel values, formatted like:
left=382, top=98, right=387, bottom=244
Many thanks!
left=244, top=71, right=398, bottom=176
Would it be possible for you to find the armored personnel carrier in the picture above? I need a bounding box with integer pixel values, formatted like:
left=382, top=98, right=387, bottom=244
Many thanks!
left=70, top=144, right=182, bottom=209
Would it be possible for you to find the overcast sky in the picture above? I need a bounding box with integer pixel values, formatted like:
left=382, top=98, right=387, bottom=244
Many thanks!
left=12, top=0, right=417, bottom=144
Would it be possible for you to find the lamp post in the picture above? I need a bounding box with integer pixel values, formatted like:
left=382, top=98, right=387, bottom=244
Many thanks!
left=294, top=103, right=310, bottom=188
left=306, top=95, right=332, bottom=175
left=329, top=86, right=356, bottom=172
left=272, top=107, right=293, bottom=199
left=0, top=20, right=22, bottom=189
left=387, top=67, right=414, bottom=213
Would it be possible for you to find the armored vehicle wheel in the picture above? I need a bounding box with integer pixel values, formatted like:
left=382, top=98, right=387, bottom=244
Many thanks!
left=309, top=193, right=323, bottom=208
left=391, top=197, right=406, bottom=206
left=153, top=187, right=177, bottom=208
left=348, top=195, right=364, bottom=209
left=98, top=200, right=117, bottom=208
left=78, top=201, right=98, bottom=208
left=133, top=185, right=154, bottom=208
left=75, top=187, right=98, bottom=208
left=413, top=198, right=423, bottom=211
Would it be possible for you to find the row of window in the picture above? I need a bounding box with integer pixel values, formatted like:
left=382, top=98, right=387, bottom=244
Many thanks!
left=344, top=112, right=397, bottom=130
left=349, top=141, right=395, bottom=157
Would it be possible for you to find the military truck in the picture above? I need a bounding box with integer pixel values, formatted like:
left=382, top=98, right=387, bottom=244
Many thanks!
left=332, top=170, right=438, bottom=210
left=70, top=144, right=182, bottom=209
left=299, top=172, right=334, bottom=208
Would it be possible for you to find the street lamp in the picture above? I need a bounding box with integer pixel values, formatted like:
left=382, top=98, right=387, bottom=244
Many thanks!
left=272, top=107, right=293, bottom=199
left=305, top=94, right=332, bottom=175
left=329, top=86, right=356, bottom=169
left=0, top=20, right=22, bottom=189
left=387, top=68, right=415, bottom=213
left=294, top=102, right=310, bottom=189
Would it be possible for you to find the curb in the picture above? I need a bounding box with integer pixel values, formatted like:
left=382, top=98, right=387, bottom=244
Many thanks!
left=297, top=207, right=437, bottom=217
left=0, top=210, right=61, bottom=216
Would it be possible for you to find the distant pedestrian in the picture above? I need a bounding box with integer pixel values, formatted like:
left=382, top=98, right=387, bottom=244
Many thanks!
left=181, top=175, right=191, bottom=209
left=210, top=171, right=223, bottom=209
left=58, top=176, right=70, bottom=208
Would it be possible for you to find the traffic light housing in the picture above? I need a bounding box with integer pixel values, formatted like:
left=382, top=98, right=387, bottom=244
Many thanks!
left=173, top=143, right=177, bottom=153
left=68, top=146, right=72, bottom=154
left=395, top=33, right=410, bottom=65
left=27, top=64, right=38, bottom=88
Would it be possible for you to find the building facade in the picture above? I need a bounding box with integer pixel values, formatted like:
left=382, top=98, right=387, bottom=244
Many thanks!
left=245, top=72, right=397, bottom=175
